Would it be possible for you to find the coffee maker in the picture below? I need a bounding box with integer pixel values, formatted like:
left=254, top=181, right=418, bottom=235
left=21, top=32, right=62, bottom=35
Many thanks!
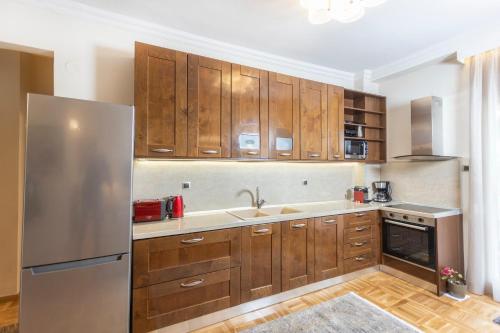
left=372, top=181, right=392, bottom=202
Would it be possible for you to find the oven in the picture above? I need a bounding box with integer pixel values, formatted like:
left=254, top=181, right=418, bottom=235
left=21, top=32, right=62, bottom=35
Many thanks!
left=382, top=211, right=436, bottom=271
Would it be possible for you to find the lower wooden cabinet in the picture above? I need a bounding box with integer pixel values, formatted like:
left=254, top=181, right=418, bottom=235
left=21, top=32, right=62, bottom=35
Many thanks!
left=132, top=213, right=381, bottom=332
left=241, top=223, right=281, bottom=302
left=281, top=219, right=315, bottom=291
left=132, top=268, right=240, bottom=332
left=314, top=216, right=344, bottom=281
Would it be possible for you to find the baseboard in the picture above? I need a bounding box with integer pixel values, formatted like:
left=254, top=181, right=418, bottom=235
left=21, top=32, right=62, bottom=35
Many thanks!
left=158, top=266, right=380, bottom=333
left=0, top=294, right=18, bottom=303
left=380, top=264, right=437, bottom=294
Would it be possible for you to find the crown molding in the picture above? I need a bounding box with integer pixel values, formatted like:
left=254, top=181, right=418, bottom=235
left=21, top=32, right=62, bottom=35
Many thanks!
left=25, top=0, right=355, bottom=87
left=370, top=22, right=500, bottom=81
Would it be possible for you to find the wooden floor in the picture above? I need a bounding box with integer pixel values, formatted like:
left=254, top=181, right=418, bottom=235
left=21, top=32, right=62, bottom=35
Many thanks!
left=0, top=295, right=18, bottom=333
left=1, top=272, right=499, bottom=332
left=194, top=272, right=500, bottom=333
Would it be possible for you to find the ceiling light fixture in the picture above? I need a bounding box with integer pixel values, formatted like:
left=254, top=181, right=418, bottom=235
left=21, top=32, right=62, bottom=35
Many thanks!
left=300, top=0, right=386, bottom=24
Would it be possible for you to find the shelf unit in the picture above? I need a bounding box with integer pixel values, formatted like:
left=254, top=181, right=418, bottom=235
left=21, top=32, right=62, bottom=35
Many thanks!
left=344, top=90, right=387, bottom=162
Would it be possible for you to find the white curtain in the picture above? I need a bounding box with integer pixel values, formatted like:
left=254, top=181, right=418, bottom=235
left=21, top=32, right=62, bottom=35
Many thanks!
left=467, top=48, right=500, bottom=302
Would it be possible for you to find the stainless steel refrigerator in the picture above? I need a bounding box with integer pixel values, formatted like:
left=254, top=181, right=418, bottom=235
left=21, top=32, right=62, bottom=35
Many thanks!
left=20, top=94, right=134, bottom=332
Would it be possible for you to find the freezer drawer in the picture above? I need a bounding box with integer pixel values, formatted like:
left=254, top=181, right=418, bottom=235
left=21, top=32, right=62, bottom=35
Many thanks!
left=20, top=254, right=130, bottom=333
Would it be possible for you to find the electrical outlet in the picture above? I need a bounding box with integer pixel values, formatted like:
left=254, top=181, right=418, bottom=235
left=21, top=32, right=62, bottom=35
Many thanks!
left=182, top=182, right=191, bottom=189
left=302, top=179, right=308, bottom=186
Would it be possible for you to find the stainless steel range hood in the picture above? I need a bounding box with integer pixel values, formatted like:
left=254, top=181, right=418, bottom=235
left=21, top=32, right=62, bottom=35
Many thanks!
left=394, top=96, right=456, bottom=161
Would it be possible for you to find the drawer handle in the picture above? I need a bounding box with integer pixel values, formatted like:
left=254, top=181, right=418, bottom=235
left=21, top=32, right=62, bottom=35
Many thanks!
left=292, top=223, right=306, bottom=229
left=151, top=148, right=173, bottom=153
left=354, top=256, right=367, bottom=261
left=201, top=150, right=219, bottom=155
left=355, top=226, right=368, bottom=232
left=181, top=237, right=204, bottom=244
left=355, top=213, right=366, bottom=217
left=308, top=153, right=320, bottom=158
left=353, top=242, right=367, bottom=247
left=333, top=154, right=340, bottom=159
left=180, top=279, right=205, bottom=288
left=254, top=228, right=270, bottom=234
left=323, top=219, right=337, bottom=224
left=246, top=151, right=259, bottom=155
left=279, top=152, right=292, bottom=157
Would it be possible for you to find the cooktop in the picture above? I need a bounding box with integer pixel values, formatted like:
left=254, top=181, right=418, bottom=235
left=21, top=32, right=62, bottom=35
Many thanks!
left=386, top=203, right=450, bottom=214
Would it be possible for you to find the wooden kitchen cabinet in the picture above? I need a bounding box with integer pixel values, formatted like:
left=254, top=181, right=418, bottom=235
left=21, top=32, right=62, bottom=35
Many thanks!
left=342, top=211, right=379, bottom=273
left=299, top=79, right=328, bottom=160
left=327, top=85, right=345, bottom=160
left=132, top=228, right=242, bottom=332
left=268, top=72, right=300, bottom=160
left=231, top=65, right=269, bottom=159
left=132, top=228, right=241, bottom=288
left=187, top=54, right=231, bottom=158
left=134, top=42, right=188, bottom=158
left=314, top=216, right=344, bottom=281
left=281, top=219, right=315, bottom=290
left=241, top=223, right=281, bottom=302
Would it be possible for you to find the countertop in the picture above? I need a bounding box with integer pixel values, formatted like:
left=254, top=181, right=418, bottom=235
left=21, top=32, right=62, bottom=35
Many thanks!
left=133, top=200, right=461, bottom=240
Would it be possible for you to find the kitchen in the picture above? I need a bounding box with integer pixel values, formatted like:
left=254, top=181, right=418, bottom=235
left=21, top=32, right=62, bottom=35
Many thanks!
left=0, top=0, right=499, bottom=332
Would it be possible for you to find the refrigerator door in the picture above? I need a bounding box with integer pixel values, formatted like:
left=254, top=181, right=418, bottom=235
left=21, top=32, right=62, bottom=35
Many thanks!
left=22, top=94, right=133, bottom=267
left=20, top=254, right=130, bottom=333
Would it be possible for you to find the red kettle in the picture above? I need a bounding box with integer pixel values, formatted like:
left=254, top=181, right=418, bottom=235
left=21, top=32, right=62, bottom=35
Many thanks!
left=166, top=195, right=184, bottom=218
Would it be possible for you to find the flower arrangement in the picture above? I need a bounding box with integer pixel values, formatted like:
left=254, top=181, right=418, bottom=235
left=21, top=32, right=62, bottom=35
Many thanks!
left=440, top=266, right=465, bottom=285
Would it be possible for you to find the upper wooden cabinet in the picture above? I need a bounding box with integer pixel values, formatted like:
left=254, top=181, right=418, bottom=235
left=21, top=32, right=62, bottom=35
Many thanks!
left=134, top=42, right=188, bottom=158
left=134, top=42, right=386, bottom=162
left=299, top=79, right=328, bottom=160
left=231, top=65, right=269, bottom=159
left=268, top=72, right=300, bottom=160
left=327, top=85, right=345, bottom=160
left=187, top=54, right=231, bottom=158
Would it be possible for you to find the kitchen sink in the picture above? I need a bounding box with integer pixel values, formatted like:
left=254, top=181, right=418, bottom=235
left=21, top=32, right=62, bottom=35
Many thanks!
left=227, top=206, right=302, bottom=220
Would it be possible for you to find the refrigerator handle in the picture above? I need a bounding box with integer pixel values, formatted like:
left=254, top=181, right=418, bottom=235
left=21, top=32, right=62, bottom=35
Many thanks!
left=31, top=254, right=126, bottom=275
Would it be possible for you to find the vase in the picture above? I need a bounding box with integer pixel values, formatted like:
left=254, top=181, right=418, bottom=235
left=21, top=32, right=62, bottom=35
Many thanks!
left=447, top=281, right=467, bottom=299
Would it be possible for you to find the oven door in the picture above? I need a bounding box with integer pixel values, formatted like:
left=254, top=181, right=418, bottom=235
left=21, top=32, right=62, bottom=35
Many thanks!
left=382, top=219, right=435, bottom=270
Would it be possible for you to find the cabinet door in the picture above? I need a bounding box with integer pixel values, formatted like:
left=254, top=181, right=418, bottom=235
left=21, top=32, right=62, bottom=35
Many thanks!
left=135, top=42, right=187, bottom=157
left=232, top=65, right=269, bottom=159
left=268, top=72, right=300, bottom=160
left=187, top=55, right=231, bottom=158
left=281, top=219, right=314, bottom=291
left=241, top=223, right=281, bottom=302
left=133, top=229, right=241, bottom=288
left=314, top=216, right=344, bottom=281
left=327, top=85, right=344, bottom=160
left=299, top=79, right=327, bottom=160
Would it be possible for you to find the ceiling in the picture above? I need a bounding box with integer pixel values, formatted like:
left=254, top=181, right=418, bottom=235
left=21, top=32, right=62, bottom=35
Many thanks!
left=73, top=0, right=500, bottom=72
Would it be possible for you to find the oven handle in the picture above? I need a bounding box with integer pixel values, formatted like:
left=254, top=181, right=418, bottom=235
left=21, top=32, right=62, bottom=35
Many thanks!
left=384, top=219, right=428, bottom=231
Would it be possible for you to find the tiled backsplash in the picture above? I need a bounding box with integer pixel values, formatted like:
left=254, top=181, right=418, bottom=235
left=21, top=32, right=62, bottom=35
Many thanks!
left=380, top=159, right=462, bottom=208
left=133, top=161, right=380, bottom=212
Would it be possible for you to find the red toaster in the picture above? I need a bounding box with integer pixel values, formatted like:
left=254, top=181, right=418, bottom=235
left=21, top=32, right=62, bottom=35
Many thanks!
left=133, top=199, right=166, bottom=222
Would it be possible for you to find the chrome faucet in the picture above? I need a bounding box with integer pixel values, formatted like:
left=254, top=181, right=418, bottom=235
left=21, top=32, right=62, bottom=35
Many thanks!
left=255, top=186, right=266, bottom=209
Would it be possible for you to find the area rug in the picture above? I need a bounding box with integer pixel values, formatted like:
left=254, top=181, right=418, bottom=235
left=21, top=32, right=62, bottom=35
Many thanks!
left=241, top=292, right=420, bottom=333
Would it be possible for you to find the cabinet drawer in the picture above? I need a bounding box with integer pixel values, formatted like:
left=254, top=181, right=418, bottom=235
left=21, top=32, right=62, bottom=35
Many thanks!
left=343, top=239, right=373, bottom=259
left=133, top=228, right=241, bottom=288
left=132, top=268, right=240, bottom=332
left=343, top=211, right=377, bottom=229
left=344, top=225, right=373, bottom=244
left=344, top=253, right=375, bottom=273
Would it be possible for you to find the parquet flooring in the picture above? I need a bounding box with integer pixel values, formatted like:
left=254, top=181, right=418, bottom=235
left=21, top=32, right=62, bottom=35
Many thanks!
left=0, top=295, right=18, bottom=333
left=194, top=272, right=500, bottom=333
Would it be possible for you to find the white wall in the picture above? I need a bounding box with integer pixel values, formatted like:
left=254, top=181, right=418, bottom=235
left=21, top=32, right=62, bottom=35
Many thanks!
left=0, top=0, right=353, bottom=107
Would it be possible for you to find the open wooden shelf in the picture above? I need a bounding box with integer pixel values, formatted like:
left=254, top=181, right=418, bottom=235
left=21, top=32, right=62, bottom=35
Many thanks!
left=343, top=89, right=387, bottom=163
left=344, top=106, right=384, bottom=115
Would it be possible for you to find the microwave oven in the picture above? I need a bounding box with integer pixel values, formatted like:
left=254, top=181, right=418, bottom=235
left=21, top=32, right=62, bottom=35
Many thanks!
left=345, top=140, right=368, bottom=160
